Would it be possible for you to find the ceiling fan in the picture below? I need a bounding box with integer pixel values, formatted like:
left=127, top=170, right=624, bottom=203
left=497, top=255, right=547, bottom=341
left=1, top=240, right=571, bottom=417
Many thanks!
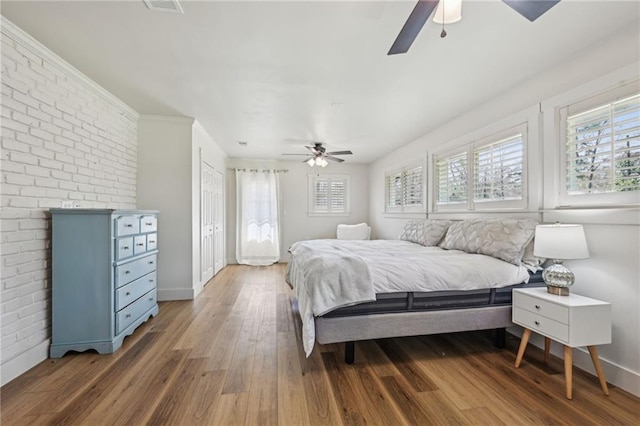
left=388, top=0, right=561, bottom=55
left=282, top=142, right=353, bottom=167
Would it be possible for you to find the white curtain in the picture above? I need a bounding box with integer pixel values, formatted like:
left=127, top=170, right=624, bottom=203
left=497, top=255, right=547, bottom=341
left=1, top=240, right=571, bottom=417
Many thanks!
left=236, top=169, right=281, bottom=266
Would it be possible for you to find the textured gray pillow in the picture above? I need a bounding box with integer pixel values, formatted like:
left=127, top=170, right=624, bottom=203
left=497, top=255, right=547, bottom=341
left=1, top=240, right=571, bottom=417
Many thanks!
left=399, top=219, right=453, bottom=246
left=440, top=218, right=537, bottom=265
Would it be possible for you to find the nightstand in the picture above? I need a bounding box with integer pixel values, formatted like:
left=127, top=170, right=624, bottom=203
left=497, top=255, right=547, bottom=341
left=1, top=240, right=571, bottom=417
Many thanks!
left=512, top=288, right=611, bottom=399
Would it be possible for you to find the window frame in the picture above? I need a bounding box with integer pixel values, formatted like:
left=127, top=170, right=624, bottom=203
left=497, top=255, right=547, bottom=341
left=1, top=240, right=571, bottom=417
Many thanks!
left=432, top=123, right=528, bottom=212
left=307, top=174, right=350, bottom=216
left=558, top=82, right=640, bottom=207
left=384, top=161, right=425, bottom=214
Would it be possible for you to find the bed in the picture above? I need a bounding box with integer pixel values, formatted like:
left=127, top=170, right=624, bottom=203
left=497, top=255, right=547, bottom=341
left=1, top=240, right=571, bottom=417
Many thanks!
left=285, top=218, right=545, bottom=364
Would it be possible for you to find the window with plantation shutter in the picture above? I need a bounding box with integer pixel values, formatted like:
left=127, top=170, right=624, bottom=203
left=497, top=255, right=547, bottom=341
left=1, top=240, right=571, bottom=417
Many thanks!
left=434, top=123, right=527, bottom=211
left=560, top=87, right=640, bottom=206
left=474, top=134, right=524, bottom=202
left=435, top=152, right=467, bottom=205
left=308, top=174, right=350, bottom=215
left=384, top=163, right=424, bottom=213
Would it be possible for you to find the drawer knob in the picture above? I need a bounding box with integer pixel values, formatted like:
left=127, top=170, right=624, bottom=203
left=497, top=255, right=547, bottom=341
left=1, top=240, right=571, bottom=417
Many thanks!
left=126, top=314, right=131, bottom=318
left=149, top=297, right=154, bottom=301
left=124, top=270, right=130, bottom=274
left=137, top=243, right=144, bottom=246
left=149, top=240, right=155, bottom=244
left=149, top=279, right=154, bottom=282
left=534, top=320, right=540, bottom=326
left=123, top=246, right=129, bottom=250
left=535, top=305, right=540, bottom=309
left=126, top=292, right=131, bottom=296
left=126, top=224, right=133, bottom=228
left=149, top=261, right=154, bottom=265
left=145, top=222, right=153, bottom=226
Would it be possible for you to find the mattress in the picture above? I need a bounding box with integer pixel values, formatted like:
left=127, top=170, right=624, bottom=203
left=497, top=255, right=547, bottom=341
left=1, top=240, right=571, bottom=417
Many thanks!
left=322, top=271, right=544, bottom=318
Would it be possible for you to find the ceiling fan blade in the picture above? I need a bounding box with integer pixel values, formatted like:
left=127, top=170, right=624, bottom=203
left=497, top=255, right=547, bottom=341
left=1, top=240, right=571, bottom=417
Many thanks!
left=388, top=0, right=439, bottom=55
left=325, top=156, right=345, bottom=163
left=326, top=150, right=353, bottom=156
left=305, top=145, right=320, bottom=155
left=502, top=0, right=560, bottom=22
left=281, top=153, right=311, bottom=156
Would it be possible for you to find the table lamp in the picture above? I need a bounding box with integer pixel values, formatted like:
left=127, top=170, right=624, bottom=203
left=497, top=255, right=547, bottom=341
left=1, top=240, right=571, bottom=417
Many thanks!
left=533, top=223, right=590, bottom=296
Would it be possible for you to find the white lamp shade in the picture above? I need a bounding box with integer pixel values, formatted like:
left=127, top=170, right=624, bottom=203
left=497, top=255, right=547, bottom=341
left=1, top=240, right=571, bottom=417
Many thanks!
left=306, top=158, right=315, bottom=167
left=533, top=224, right=590, bottom=260
left=433, top=0, right=462, bottom=24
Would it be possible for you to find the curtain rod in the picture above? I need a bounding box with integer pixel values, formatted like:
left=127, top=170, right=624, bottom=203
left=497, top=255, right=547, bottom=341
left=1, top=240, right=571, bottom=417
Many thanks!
left=229, top=168, right=289, bottom=173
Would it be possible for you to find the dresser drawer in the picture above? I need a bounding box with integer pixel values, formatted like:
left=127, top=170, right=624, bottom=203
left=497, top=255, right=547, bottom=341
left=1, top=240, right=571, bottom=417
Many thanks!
left=116, top=237, right=134, bottom=261
left=140, top=215, right=157, bottom=233
left=514, top=292, right=569, bottom=324
left=116, top=289, right=157, bottom=335
left=134, top=235, right=147, bottom=255
left=115, top=254, right=157, bottom=288
left=115, top=215, right=140, bottom=236
left=147, top=233, right=157, bottom=251
left=514, top=307, right=569, bottom=343
left=115, top=271, right=157, bottom=311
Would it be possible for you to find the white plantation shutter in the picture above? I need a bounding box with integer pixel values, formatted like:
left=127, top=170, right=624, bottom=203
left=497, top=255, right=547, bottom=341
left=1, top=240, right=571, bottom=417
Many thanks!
left=565, top=93, right=640, bottom=196
left=403, top=166, right=423, bottom=206
left=474, top=134, right=524, bottom=202
left=384, top=164, right=424, bottom=212
left=436, top=152, right=467, bottom=205
left=308, top=175, right=350, bottom=215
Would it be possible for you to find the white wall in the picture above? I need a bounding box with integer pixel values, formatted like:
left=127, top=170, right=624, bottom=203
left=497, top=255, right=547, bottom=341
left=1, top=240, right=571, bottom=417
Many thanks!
left=0, top=18, right=138, bottom=385
left=368, top=23, right=640, bottom=396
left=137, top=116, right=227, bottom=300
left=226, top=159, right=370, bottom=264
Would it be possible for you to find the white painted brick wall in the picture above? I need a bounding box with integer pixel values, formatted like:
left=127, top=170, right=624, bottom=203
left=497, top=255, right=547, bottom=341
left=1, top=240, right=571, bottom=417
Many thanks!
left=1, top=22, right=139, bottom=375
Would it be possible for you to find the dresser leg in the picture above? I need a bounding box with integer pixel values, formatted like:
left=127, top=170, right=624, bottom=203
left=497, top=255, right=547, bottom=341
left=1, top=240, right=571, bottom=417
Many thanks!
left=587, top=346, right=610, bottom=396
left=564, top=345, right=573, bottom=399
left=544, top=337, right=551, bottom=363
left=515, top=328, right=532, bottom=368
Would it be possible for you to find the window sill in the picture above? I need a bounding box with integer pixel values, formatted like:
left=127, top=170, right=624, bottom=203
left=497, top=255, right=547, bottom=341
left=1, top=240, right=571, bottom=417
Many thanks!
left=308, top=212, right=351, bottom=217
left=542, top=207, right=640, bottom=226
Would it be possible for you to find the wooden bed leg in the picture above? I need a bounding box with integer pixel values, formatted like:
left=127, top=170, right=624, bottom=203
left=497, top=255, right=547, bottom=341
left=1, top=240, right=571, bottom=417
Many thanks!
left=495, top=328, right=506, bottom=349
left=345, top=341, right=355, bottom=364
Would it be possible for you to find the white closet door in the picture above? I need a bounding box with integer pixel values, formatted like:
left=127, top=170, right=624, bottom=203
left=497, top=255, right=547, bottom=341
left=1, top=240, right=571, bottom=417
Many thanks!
left=213, top=169, right=224, bottom=275
left=201, top=160, right=215, bottom=284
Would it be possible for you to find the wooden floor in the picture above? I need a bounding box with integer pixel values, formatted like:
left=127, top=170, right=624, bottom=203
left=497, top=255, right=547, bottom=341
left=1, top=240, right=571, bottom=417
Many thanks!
left=2, top=264, right=638, bottom=425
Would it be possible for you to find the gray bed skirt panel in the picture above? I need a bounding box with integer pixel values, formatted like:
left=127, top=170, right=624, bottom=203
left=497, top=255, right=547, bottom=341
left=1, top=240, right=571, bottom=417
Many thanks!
left=315, top=305, right=513, bottom=345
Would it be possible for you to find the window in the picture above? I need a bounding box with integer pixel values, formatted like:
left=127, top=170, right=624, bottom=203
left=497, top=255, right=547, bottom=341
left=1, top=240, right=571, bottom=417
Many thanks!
left=385, top=164, right=424, bottom=213
left=434, top=125, right=526, bottom=211
left=308, top=174, right=350, bottom=215
left=560, top=84, right=640, bottom=206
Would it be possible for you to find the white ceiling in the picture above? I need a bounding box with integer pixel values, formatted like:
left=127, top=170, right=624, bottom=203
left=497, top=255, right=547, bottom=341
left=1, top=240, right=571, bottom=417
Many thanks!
left=2, top=1, right=639, bottom=163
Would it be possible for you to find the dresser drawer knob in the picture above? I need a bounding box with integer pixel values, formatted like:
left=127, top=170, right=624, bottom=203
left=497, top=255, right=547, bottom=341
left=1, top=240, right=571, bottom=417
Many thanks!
left=535, top=305, right=540, bottom=309
left=149, top=261, right=154, bottom=265
left=126, top=314, right=131, bottom=318
left=123, top=246, right=129, bottom=250
left=149, top=297, right=154, bottom=301
left=126, top=292, right=131, bottom=296
left=149, top=279, right=154, bottom=283
left=145, top=222, right=153, bottom=226
left=534, top=321, right=540, bottom=326
left=124, top=270, right=130, bottom=275
left=126, top=224, right=133, bottom=228
left=137, top=243, right=144, bottom=246
left=149, top=240, right=155, bottom=244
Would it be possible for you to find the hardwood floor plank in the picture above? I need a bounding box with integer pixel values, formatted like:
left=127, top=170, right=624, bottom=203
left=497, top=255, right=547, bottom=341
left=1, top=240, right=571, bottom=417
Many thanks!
left=245, top=321, right=278, bottom=426
left=180, top=369, right=227, bottom=424
left=461, top=407, right=506, bottom=425
left=210, top=392, right=250, bottom=426
left=379, top=375, right=433, bottom=425
left=376, top=338, right=438, bottom=392
left=277, top=331, right=311, bottom=425
left=222, top=313, right=261, bottom=394
left=300, top=346, right=343, bottom=426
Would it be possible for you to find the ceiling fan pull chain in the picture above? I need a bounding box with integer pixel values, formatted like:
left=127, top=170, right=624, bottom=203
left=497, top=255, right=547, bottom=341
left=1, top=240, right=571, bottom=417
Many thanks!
left=440, top=0, right=447, bottom=38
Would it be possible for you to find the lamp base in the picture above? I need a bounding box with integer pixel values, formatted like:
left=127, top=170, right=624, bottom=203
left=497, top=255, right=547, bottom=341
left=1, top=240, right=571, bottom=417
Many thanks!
left=547, top=285, right=569, bottom=296
left=542, top=259, right=574, bottom=296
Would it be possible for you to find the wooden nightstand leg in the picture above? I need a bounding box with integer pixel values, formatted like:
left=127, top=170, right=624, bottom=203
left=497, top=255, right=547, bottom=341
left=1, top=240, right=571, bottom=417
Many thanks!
left=564, top=345, right=573, bottom=400
left=587, top=346, right=610, bottom=396
left=544, top=337, right=551, bottom=363
left=515, top=328, right=532, bottom=368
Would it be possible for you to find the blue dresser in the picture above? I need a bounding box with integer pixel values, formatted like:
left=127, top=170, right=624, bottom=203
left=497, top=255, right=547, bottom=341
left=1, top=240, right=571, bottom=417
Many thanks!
left=50, top=209, right=159, bottom=358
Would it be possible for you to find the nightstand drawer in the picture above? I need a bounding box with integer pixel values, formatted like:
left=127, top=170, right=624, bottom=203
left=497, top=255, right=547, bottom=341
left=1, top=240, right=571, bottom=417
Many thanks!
left=514, top=308, right=569, bottom=342
left=514, top=292, right=569, bottom=324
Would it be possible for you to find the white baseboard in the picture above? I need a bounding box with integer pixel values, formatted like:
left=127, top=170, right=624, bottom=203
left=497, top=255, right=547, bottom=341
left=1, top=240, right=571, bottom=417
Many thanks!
left=1, top=339, right=50, bottom=386
left=508, top=327, right=640, bottom=397
left=157, top=288, right=195, bottom=301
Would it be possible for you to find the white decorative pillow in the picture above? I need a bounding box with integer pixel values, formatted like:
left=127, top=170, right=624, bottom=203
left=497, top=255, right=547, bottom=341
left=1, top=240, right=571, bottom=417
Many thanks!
left=337, top=223, right=371, bottom=240
left=399, top=219, right=453, bottom=246
left=440, top=218, right=537, bottom=265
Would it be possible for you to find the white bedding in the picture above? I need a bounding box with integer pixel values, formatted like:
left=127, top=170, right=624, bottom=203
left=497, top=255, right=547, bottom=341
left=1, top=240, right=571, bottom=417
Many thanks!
left=286, top=239, right=531, bottom=356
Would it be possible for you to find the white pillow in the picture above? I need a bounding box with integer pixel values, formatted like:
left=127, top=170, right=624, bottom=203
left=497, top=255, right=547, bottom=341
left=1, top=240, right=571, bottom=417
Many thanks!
left=440, top=218, right=537, bottom=265
left=399, top=219, right=453, bottom=246
left=337, top=223, right=371, bottom=240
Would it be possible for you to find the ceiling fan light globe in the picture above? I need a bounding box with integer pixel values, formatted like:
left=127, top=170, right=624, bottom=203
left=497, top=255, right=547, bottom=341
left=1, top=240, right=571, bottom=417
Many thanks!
left=315, top=157, right=323, bottom=166
left=321, top=158, right=328, bottom=167
left=433, top=0, right=462, bottom=24
left=307, top=158, right=315, bottom=167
